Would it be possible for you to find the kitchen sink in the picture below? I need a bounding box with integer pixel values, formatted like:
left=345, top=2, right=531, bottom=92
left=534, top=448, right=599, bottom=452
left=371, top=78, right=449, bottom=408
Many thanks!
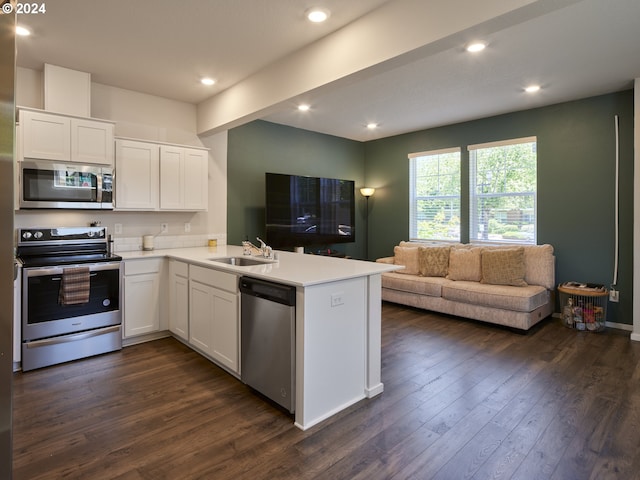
left=208, top=256, right=273, bottom=266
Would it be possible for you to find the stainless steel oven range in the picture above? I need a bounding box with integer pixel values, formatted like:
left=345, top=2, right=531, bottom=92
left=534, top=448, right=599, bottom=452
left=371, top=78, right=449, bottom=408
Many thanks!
left=16, top=227, right=122, bottom=371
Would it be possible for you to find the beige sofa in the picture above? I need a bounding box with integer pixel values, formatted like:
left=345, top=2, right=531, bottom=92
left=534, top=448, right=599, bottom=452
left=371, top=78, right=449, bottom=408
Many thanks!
left=376, top=242, right=555, bottom=331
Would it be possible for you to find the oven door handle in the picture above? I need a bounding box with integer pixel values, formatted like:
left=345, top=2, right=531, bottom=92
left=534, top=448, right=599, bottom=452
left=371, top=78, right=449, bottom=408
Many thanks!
left=24, top=262, right=121, bottom=278
left=24, top=325, right=121, bottom=348
left=50, top=272, right=98, bottom=281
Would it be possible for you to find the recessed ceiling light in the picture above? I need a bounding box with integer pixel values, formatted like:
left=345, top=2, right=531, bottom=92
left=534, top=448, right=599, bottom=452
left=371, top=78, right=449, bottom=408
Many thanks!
left=298, top=104, right=310, bottom=112
left=307, top=8, right=330, bottom=23
left=525, top=85, right=541, bottom=93
left=201, top=77, right=215, bottom=86
left=466, top=42, right=486, bottom=53
left=367, top=123, right=378, bottom=130
left=16, top=26, right=31, bottom=37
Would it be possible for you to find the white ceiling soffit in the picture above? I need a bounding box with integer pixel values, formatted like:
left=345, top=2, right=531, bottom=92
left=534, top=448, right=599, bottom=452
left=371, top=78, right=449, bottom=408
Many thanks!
left=197, top=0, right=555, bottom=136
left=261, top=0, right=640, bottom=141
left=15, top=0, right=392, bottom=104
left=15, top=0, right=640, bottom=142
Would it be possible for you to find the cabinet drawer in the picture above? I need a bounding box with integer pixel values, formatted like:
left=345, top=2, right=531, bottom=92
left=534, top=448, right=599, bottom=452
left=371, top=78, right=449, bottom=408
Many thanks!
left=190, top=265, right=238, bottom=293
left=170, top=260, right=189, bottom=277
left=123, top=258, right=163, bottom=276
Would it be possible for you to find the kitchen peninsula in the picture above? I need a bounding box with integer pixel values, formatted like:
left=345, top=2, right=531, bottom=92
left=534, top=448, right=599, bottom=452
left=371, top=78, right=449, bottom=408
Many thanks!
left=119, top=245, right=400, bottom=430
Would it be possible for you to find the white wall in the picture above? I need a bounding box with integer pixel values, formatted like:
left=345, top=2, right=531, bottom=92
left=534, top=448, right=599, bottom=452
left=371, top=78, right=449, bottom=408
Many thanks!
left=15, top=67, right=228, bottom=249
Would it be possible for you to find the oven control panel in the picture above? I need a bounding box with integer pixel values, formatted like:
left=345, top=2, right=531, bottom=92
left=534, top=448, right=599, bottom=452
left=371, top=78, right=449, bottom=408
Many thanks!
left=18, top=227, right=106, bottom=244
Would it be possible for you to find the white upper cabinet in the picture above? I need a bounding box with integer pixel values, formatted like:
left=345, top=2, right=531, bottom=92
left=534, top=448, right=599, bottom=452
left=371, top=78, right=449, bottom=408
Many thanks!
left=183, top=148, right=208, bottom=210
left=19, top=109, right=114, bottom=165
left=114, top=139, right=159, bottom=210
left=20, top=110, right=71, bottom=161
left=160, top=145, right=208, bottom=211
left=116, top=139, right=208, bottom=212
left=71, top=118, right=114, bottom=165
left=159, top=145, right=184, bottom=210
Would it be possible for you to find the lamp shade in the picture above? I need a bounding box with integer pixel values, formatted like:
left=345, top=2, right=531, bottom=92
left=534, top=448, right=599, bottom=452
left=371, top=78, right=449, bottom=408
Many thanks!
left=360, top=187, right=375, bottom=197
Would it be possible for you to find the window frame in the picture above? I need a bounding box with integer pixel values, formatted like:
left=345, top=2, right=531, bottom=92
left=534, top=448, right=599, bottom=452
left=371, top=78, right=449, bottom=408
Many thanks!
left=467, top=136, right=537, bottom=245
left=408, top=147, right=462, bottom=242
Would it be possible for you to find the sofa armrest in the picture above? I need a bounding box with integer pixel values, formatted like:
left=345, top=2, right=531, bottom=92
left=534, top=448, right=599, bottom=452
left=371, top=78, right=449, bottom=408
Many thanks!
left=376, top=256, right=395, bottom=265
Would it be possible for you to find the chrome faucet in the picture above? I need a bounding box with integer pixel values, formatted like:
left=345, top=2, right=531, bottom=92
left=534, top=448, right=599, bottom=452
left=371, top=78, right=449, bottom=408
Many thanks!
left=256, top=237, right=273, bottom=259
left=242, top=239, right=259, bottom=255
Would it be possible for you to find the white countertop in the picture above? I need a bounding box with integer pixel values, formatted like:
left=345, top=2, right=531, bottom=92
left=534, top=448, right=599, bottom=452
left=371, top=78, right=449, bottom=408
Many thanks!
left=119, top=245, right=400, bottom=287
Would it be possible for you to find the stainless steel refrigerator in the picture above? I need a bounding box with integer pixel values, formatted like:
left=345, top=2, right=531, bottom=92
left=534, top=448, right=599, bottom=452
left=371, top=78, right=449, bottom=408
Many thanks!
left=0, top=2, right=15, bottom=478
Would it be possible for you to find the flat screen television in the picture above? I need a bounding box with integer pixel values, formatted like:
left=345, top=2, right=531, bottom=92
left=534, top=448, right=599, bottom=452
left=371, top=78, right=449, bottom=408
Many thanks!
left=265, top=172, right=355, bottom=248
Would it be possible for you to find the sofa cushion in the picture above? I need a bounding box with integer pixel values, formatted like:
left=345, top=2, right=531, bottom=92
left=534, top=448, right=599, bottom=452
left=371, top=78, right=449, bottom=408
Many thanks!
left=399, top=241, right=424, bottom=248
left=447, top=247, right=482, bottom=281
left=480, top=247, right=527, bottom=287
left=442, top=281, right=549, bottom=312
left=523, top=244, right=555, bottom=289
left=419, top=246, right=450, bottom=277
left=382, top=272, right=449, bottom=297
left=393, top=246, right=420, bottom=275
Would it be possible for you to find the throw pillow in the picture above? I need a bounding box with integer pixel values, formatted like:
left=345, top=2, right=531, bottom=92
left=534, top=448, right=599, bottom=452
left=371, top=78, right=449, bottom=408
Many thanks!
left=419, top=246, right=450, bottom=277
left=393, top=246, right=420, bottom=275
left=481, top=247, right=528, bottom=287
left=446, top=247, right=482, bottom=281
left=398, top=241, right=423, bottom=248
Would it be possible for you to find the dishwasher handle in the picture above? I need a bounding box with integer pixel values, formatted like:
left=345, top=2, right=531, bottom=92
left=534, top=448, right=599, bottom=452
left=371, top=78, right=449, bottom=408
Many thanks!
left=239, top=276, right=296, bottom=307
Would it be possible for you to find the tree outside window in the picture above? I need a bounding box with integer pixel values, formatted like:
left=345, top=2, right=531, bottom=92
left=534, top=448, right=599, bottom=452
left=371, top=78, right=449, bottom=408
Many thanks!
left=469, top=137, right=537, bottom=244
left=409, top=148, right=461, bottom=242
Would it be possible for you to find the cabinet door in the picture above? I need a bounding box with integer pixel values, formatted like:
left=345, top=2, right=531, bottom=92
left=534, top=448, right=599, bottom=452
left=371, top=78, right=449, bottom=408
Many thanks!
left=169, top=261, right=189, bottom=341
left=189, top=280, right=213, bottom=353
left=20, top=110, right=71, bottom=161
left=115, top=139, right=159, bottom=210
left=124, top=272, right=161, bottom=337
left=159, top=145, right=184, bottom=210
left=183, top=148, right=208, bottom=210
left=188, top=276, right=239, bottom=373
left=71, top=118, right=114, bottom=165
left=210, top=287, right=239, bottom=372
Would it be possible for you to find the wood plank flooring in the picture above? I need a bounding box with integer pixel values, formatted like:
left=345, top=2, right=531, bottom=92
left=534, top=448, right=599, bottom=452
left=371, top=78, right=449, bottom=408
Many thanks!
left=12, top=303, right=640, bottom=480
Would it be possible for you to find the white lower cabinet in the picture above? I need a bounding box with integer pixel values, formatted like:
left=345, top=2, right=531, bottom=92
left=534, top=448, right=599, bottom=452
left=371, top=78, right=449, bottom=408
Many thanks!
left=188, top=265, right=239, bottom=373
left=122, top=258, right=166, bottom=338
left=169, top=260, right=189, bottom=341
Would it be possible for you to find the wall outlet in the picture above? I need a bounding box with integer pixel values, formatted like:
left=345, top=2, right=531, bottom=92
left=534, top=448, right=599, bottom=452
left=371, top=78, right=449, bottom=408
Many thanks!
left=184, top=222, right=191, bottom=233
left=331, top=293, right=344, bottom=307
left=609, top=289, right=619, bottom=302
left=114, top=223, right=122, bottom=234
left=160, top=223, right=168, bottom=234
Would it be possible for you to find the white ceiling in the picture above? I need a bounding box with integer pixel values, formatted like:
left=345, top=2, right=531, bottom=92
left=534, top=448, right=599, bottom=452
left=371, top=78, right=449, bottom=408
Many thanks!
left=15, top=0, right=640, bottom=142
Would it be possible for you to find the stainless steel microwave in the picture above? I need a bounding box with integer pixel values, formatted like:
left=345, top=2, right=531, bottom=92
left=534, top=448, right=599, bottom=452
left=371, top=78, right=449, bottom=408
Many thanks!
left=19, top=160, right=113, bottom=210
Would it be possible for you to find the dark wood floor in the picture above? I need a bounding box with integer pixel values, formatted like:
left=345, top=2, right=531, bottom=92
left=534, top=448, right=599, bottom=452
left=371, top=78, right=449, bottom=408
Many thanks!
left=12, top=303, right=640, bottom=480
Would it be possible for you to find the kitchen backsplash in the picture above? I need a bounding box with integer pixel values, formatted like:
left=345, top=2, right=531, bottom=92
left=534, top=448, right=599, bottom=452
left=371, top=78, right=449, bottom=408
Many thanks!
left=114, top=233, right=227, bottom=252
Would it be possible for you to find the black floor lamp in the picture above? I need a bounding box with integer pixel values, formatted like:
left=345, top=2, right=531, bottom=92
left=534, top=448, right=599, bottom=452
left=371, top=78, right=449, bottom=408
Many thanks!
left=360, top=187, right=375, bottom=260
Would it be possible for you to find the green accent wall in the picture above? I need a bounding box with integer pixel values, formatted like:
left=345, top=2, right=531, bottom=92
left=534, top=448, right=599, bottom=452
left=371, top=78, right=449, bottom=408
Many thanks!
left=227, top=91, right=634, bottom=325
left=227, top=120, right=366, bottom=258
left=365, top=90, right=634, bottom=325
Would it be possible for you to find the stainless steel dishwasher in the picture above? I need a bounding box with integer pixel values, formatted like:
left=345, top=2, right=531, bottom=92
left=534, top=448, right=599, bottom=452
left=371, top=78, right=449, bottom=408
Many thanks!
left=239, top=276, right=296, bottom=413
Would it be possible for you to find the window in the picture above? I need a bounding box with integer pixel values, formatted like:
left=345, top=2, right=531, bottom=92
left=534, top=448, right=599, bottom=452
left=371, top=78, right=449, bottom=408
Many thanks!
left=409, top=148, right=461, bottom=241
left=468, top=137, right=537, bottom=244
